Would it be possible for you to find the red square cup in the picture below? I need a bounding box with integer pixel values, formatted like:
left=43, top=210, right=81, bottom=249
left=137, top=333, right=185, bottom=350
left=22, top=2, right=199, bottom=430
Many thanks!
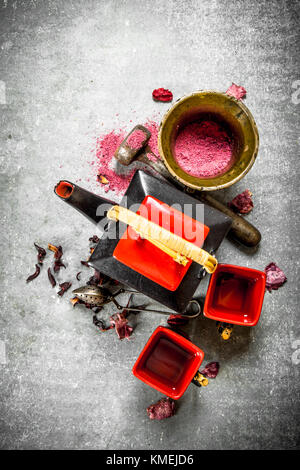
left=203, top=264, right=266, bottom=326
left=132, top=326, right=204, bottom=399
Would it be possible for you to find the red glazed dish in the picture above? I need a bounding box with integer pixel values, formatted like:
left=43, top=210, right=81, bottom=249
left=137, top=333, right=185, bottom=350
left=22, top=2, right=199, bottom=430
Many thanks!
left=203, top=264, right=266, bottom=326
left=132, top=326, right=204, bottom=399
left=113, top=195, right=209, bottom=291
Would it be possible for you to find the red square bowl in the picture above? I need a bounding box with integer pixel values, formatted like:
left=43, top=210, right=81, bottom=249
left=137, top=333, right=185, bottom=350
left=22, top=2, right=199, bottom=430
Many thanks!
left=113, top=195, right=209, bottom=291
left=203, top=264, right=266, bottom=326
left=132, top=326, right=204, bottom=399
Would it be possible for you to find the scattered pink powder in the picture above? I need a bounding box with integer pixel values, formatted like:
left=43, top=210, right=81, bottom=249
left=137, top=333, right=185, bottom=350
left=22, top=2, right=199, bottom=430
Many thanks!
left=93, top=120, right=160, bottom=195
left=143, top=119, right=160, bottom=161
left=226, top=83, right=247, bottom=100
left=174, top=120, right=233, bottom=178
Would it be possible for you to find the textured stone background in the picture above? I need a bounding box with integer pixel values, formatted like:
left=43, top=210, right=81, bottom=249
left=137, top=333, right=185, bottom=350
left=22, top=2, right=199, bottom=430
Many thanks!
left=0, top=0, right=299, bottom=450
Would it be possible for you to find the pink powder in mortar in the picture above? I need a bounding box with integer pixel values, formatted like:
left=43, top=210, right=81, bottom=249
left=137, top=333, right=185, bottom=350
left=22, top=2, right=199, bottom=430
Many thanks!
left=174, top=120, right=233, bottom=178
left=93, top=120, right=160, bottom=195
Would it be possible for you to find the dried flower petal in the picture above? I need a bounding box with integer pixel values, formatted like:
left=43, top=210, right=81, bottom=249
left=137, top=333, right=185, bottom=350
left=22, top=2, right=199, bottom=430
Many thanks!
left=86, top=269, right=109, bottom=286
left=93, top=315, right=114, bottom=332
left=147, top=397, right=175, bottom=420
left=228, top=189, right=253, bottom=214
left=48, top=243, right=63, bottom=260
left=54, top=260, right=66, bottom=273
left=76, top=271, right=81, bottom=281
left=167, top=314, right=188, bottom=327
left=97, top=174, right=109, bottom=185
left=34, top=243, right=46, bottom=265
left=110, top=312, right=133, bottom=340
left=226, top=83, right=247, bottom=100
left=47, top=268, right=56, bottom=288
left=26, top=264, right=41, bottom=283
left=57, top=282, right=72, bottom=296
left=70, top=297, right=80, bottom=307
left=89, top=235, right=100, bottom=244
left=199, top=361, right=220, bottom=378
left=81, top=260, right=90, bottom=267
left=264, top=262, right=287, bottom=292
left=152, top=88, right=173, bottom=102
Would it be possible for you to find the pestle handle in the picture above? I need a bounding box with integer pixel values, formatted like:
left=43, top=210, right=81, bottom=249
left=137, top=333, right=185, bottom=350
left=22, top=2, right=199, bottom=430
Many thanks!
left=199, top=193, right=261, bottom=247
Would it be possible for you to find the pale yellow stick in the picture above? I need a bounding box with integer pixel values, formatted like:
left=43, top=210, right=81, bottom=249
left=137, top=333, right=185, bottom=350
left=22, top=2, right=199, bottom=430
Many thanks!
left=107, top=205, right=218, bottom=274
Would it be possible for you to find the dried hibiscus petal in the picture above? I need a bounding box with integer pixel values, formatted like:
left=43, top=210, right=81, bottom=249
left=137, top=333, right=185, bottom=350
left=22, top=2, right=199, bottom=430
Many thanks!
left=54, top=260, right=66, bottom=273
left=264, top=262, right=287, bottom=292
left=81, top=260, right=90, bottom=267
left=226, top=83, right=247, bottom=100
left=34, top=243, right=46, bottom=265
left=97, top=174, right=109, bottom=185
left=167, top=314, right=188, bottom=327
left=47, top=268, right=56, bottom=288
left=87, top=269, right=109, bottom=286
left=199, top=361, right=220, bottom=378
left=228, top=189, right=253, bottom=214
left=26, top=264, right=40, bottom=283
left=57, top=282, right=72, bottom=296
left=48, top=243, right=63, bottom=260
left=147, top=397, right=175, bottom=420
left=152, top=88, right=173, bottom=102
left=110, top=312, right=133, bottom=340
left=89, top=235, right=100, bottom=244
left=70, top=297, right=80, bottom=307
left=93, top=315, right=114, bottom=332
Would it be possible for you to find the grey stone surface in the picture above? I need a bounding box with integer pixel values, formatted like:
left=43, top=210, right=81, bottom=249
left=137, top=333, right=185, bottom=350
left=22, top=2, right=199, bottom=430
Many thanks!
left=0, top=0, right=299, bottom=450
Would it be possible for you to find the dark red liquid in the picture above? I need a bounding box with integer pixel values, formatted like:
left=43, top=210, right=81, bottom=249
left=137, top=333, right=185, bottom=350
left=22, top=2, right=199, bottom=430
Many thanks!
left=144, top=337, right=194, bottom=388
left=215, top=274, right=250, bottom=311
left=213, top=273, right=256, bottom=321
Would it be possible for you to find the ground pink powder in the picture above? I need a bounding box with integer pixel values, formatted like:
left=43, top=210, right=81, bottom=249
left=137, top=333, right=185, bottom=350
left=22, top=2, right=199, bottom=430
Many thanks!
left=174, top=120, right=233, bottom=178
left=92, top=120, right=160, bottom=195
left=127, top=129, right=147, bottom=149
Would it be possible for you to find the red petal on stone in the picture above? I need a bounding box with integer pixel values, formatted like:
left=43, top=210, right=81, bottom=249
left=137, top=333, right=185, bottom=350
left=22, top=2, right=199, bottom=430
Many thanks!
left=226, top=83, right=247, bottom=100
left=147, top=397, right=175, bottom=420
left=264, top=262, right=287, bottom=292
left=152, top=88, right=173, bottom=102
left=199, top=361, right=220, bottom=378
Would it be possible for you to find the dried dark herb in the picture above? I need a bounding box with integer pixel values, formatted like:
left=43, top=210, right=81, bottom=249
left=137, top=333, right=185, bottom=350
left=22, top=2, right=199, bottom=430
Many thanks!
left=86, top=269, right=109, bottom=286
left=167, top=314, right=188, bottom=327
left=57, top=282, right=72, bottom=296
left=199, top=361, right=220, bottom=378
left=76, top=271, right=81, bottom=281
left=265, top=262, right=287, bottom=292
left=47, top=268, right=56, bottom=288
left=147, top=397, right=175, bottom=420
left=93, top=315, right=114, bottom=332
left=26, top=264, right=41, bottom=283
left=81, top=260, right=90, bottom=267
left=34, top=243, right=46, bottom=265
left=48, top=243, right=63, bottom=260
left=54, top=260, right=66, bottom=273
left=89, top=235, right=100, bottom=244
left=228, top=189, right=253, bottom=214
